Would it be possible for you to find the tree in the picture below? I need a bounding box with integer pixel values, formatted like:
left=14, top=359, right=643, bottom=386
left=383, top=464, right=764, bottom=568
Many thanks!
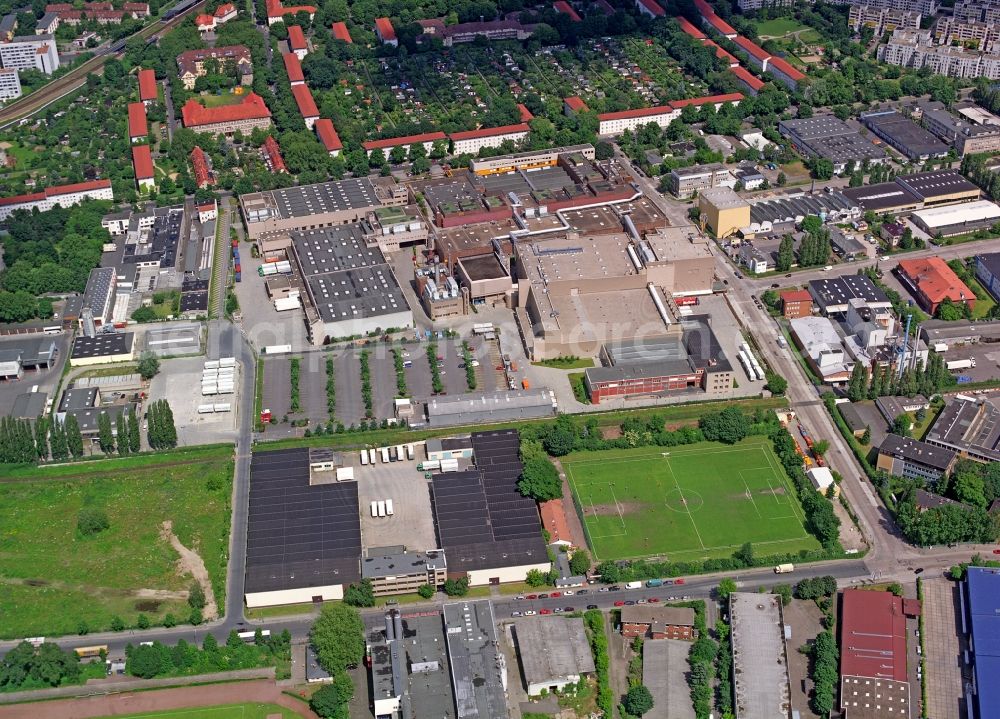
left=311, top=677, right=355, bottom=718
left=310, top=603, right=365, bottom=674
left=138, top=351, right=161, bottom=380
left=187, top=582, right=206, bottom=610
left=569, top=550, right=591, bottom=576
left=699, top=406, right=750, bottom=444
left=847, top=362, right=869, bottom=402
left=97, top=412, right=115, bottom=454
left=443, top=577, right=469, bottom=596
left=127, top=411, right=141, bottom=453
left=764, top=371, right=787, bottom=396
left=775, top=235, right=794, bottom=272
left=717, top=578, right=737, bottom=600
left=65, top=414, right=84, bottom=458
left=891, top=413, right=911, bottom=437
left=525, top=569, right=547, bottom=587
left=343, top=579, right=375, bottom=607
left=34, top=415, right=48, bottom=461
left=776, top=171, right=787, bottom=186
left=734, top=541, right=754, bottom=566
left=622, top=685, right=654, bottom=717
left=861, top=426, right=872, bottom=444
left=77, top=507, right=110, bottom=536
left=542, top=426, right=575, bottom=456
left=115, top=412, right=129, bottom=456
left=518, top=457, right=562, bottom=501
left=813, top=439, right=830, bottom=457
left=49, top=418, right=68, bottom=460
left=418, top=584, right=435, bottom=599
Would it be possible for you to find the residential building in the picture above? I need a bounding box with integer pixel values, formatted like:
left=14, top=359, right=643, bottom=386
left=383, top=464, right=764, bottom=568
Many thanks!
left=0, top=179, right=113, bottom=221
left=835, top=0, right=938, bottom=15
left=896, top=256, right=976, bottom=313
left=693, top=0, right=736, bottom=37
left=733, top=164, right=766, bottom=190
left=924, top=396, right=1000, bottom=464
left=330, top=21, right=351, bottom=42
left=137, top=68, right=157, bottom=104
left=0, top=34, right=58, bottom=73
left=190, top=146, right=214, bottom=188
left=362, top=131, right=448, bottom=158
left=698, top=186, right=750, bottom=238
left=620, top=605, right=697, bottom=640
left=35, top=11, right=59, bottom=33
left=910, top=199, right=1000, bottom=238
left=667, top=163, right=734, bottom=198
left=132, top=145, right=155, bottom=191
left=953, top=0, right=1000, bottom=25
left=468, top=144, right=595, bottom=175
left=314, top=118, right=342, bottom=157
left=730, top=593, right=792, bottom=719
left=176, top=45, right=252, bottom=90
left=729, top=65, right=765, bottom=95
left=860, top=109, right=948, bottom=161
left=921, top=105, right=1000, bottom=156
left=879, top=29, right=1000, bottom=79
left=780, top=289, right=813, bottom=318
left=779, top=115, right=888, bottom=173
left=374, top=16, right=396, bottom=46
left=263, top=0, right=314, bottom=25
left=514, top=618, right=595, bottom=696
left=635, top=0, right=665, bottom=17
left=597, top=93, right=743, bottom=136
left=127, top=101, right=147, bottom=143
left=287, top=23, right=308, bottom=58
left=361, top=549, right=446, bottom=596
left=963, top=567, right=1000, bottom=719
left=933, top=16, right=1000, bottom=52
left=563, top=95, right=590, bottom=115
left=876, top=434, right=956, bottom=482
left=975, top=252, right=1000, bottom=300
left=839, top=589, right=914, bottom=718
left=281, top=52, right=303, bottom=85
left=181, top=92, right=272, bottom=136
left=291, top=84, right=318, bottom=129
left=0, top=67, right=21, bottom=100
left=849, top=4, right=921, bottom=33
left=261, top=136, right=287, bottom=173
left=415, top=17, right=536, bottom=45
left=449, top=123, right=529, bottom=156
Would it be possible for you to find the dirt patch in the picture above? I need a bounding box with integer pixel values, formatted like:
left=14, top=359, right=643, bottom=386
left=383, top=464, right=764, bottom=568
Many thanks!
left=159, top=520, right=218, bottom=621
left=586, top=502, right=646, bottom=516
left=760, top=487, right=787, bottom=496
left=24, top=579, right=48, bottom=587
left=133, top=599, right=162, bottom=612
left=664, top=421, right=697, bottom=431
left=600, top=426, right=622, bottom=439
left=0, top=577, right=185, bottom=602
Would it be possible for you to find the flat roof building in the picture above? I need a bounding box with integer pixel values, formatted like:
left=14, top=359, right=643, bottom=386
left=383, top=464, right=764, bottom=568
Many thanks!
left=9, top=391, right=47, bottom=419
left=876, top=434, right=957, bottom=483
left=910, top=199, right=1000, bottom=238
left=860, top=110, right=949, bottom=161
left=361, top=549, right=447, bottom=597
left=789, top=316, right=850, bottom=383
left=730, top=592, right=792, bottom=719
left=69, top=332, right=135, bottom=366
left=513, top=617, right=595, bottom=696
left=896, top=256, right=976, bottom=313
left=244, top=448, right=361, bottom=607
left=808, top=276, right=891, bottom=315
left=924, top=396, right=1000, bottom=464
left=780, top=288, right=813, bottom=318
left=698, top=186, right=750, bottom=239
left=919, top=317, right=1000, bottom=345
left=426, top=389, right=556, bottom=427
left=0, top=336, right=58, bottom=381
left=443, top=601, right=507, bottom=719
left=430, top=430, right=549, bottom=586
left=963, top=567, right=1000, bottom=719
left=0, top=179, right=114, bottom=222
left=667, top=163, right=734, bottom=199
left=779, top=116, right=888, bottom=173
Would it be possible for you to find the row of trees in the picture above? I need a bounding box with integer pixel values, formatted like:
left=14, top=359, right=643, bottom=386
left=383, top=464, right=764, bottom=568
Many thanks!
left=146, top=400, right=177, bottom=450
left=126, top=630, right=291, bottom=680
left=845, top=351, right=953, bottom=403
left=309, top=604, right=363, bottom=718
left=0, top=641, right=82, bottom=692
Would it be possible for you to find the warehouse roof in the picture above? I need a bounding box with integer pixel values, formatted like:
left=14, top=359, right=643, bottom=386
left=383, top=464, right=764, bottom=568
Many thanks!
left=514, top=617, right=595, bottom=686
left=305, top=265, right=408, bottom=325
left=808, top=276, right=890, bottom=313
left=10, top=392, right=47, bottom=419
left=290, top=225, right=383, bottom=277
left=842, top=181, right=922, bottom=212
left=245, top=447, right=361, bottom=593
left=779, top=116, right=887, bottom=165
left=878, top=434, right=956, bottom=472
left=730, top=593, right=791, bottom=719
left=897, top=256, right=976, bottom=305
left=242, top=178, right=384, bottom=221
left=749, top=190, right=859, bottom=225
left=924, top=396, right=1000, bottom=463
left=896, top=168, right=980, bottom=201
left=426, top=389, right=556, bottom=427
left=70, top=332, right=134, bottom=359
left=966, top=567, right=1000, bottom=718
left=860, top=110, right=948, bottom=160
left=839, top=589, right=908, bottom=681
left=910, top=199, right=1000, bottom=230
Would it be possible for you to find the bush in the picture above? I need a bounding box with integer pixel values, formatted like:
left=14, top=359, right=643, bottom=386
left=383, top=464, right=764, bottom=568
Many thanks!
left=188, top=582, right=206, bottom=610
left=443, top=577, right=469, bottom=596
left=77, top=507, right=110, bottom=537
left=623, top=684, right=654, bottom=717
left=585, top=610, right=613, bottom=716
left=418, top=584, right=435, bottom=599
left=343, top=579, right=375, bottom=607
left=110, top=615, right=125, bottom=631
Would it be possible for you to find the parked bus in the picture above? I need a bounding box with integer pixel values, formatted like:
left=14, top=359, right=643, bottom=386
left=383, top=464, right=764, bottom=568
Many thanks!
left=74, top=645, right=108, bottom=658
left=237, top=630, right=270, bottom=642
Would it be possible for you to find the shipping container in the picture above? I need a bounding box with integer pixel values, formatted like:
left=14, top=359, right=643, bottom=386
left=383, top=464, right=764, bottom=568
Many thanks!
left=369, top=448, right=377, bottom=464
left=377, top=501, right=386, bottom=518
left=419, top=459, right=441, bottom=471
left=371, top=501, right=378, bottom=517
left=361, top=451, right=369, bottom=466
left=381, top=447, right=390, bottom=463
left=389, top=446, right=398, bottom=462
left=385, top=499, right=394, bottom=516
left=406, top=444, right=414, bottom=460
left=396, top=445, right=405, bottom=462
left=220, top=357, right=236, bottom=367
left=440, top=458, right=459, bottom=473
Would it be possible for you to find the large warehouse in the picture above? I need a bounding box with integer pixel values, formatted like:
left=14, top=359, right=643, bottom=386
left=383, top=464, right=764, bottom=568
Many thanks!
left=244, top=448, right=362, bottom=607
left=964, top=567, right=1000, bottom=719
left=778, top=116, right=888, bottom=173
left=430, top=430, right=549, bottom=586
left=910, top=199, right=1000, bottom=238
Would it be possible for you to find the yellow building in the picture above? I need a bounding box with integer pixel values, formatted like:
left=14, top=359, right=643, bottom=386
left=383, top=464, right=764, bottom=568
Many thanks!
left=698, top=186, right=750, bottom=239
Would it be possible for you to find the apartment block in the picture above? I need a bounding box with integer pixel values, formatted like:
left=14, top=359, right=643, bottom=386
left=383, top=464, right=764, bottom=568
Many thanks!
left=0, top=34, right=59, bottom=73
left=934, top=16, right=1000, bottom=52
left=0, top=66, right=21, bottom=100
left=849, top=5, right=921, bottom=34
left=879, top=29, right=1000, bottom=79
left=921, top=105, right=1000, bottom=155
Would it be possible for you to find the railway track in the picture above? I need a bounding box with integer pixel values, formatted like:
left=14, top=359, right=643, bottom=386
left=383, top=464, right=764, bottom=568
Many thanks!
left=0, top=2, right=204, bottom=127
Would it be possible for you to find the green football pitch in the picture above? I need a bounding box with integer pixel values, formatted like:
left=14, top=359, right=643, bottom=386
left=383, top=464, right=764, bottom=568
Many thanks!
left=94, top=704, right=302, bottom=719
left=563, top=437, right=821, bottom=562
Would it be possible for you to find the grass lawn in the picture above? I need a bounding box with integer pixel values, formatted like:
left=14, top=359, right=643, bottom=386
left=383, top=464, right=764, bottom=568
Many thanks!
left=0, top=450, right=232, bottom=639
left=532, top=357, right=595, bottom=369
left=754, top=17, right=809, bottom=37
left=94, top=704, right=302, bottom=718
left=563, top=437, right=820, bottom=562
left=199, top=92, right=245, bottom=108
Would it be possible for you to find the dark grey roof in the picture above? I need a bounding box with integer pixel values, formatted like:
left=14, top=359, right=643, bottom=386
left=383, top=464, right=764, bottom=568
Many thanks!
left=779, top=116, right=887, bottom=165
left=860, top=111, right=948, bottom=160
left=179, top=291, right=209, bottom=313
left=306, top=265, right=407, bottom=324
left=978, top=252, right=1000, bottom=281
left=914, top=488, right=965, bottom=511
left=10, top=392, right=47, bottom=419
left=838, top=403, right=870, bottom=433
left=362, top=549, right=446, bottom=579
left=430, top=430, right=546, bottom=572
left=290, top=225, right=383, bottom=277
left=182, top=278, right=209, bottom=292
left=65, top=403, right=136, bottom=434
left=808, top=276, right=890, bottom=312
left=258, top=178, right=383, bottom=220
left=896, top=169, right=980, bottom=201
left=82, top=267, right=115, bottom=316
left=60, top=386, right=99, bottom=411
left=123, top=207, right=181, bottom=268
left=0, top=336, right=58, bottom=366
left=245, top=447, right=362, bottom=593
left=71, top=332, right=134, bottom=359
left=878, top=434, right=956, bottom=471
left=924, top=397, right=1000, bottom=463
left=842, top=181, right=923, bottom=212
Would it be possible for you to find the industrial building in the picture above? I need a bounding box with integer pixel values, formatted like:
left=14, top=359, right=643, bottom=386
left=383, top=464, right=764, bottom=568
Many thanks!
left=512, top=617, right=595, bottom=696
left=963, top=567, right=1000, bottom=719
left=778, top=116, right=888, bottom=174
left=910, top=199, right=1000, bottom=238
left=368, top=609, right=455, bottom=719
left=920, top=318, right=1000, bottom=346
left=896, top=256, right=976, bottom=314
left=430, top=430, right=549, bottom=586
left=744, top=190, right=861, bottom=236
left=0, top=336, right=58, bottom=380
left=789, top=316, right=851, bottom=383
left=838, top=589, right=914, bottom=718
left=69, top=332, right=136, bottom=366
left=974, top=252, right=1000, bottom=300
left=924, top=396, right=1000, bottom=464
left=239, top=177, right=408, bottom=241
left=584, top=321, right=735, bottom=404
left=620, top=605, right=696, bottom=640
left=244, top=447, right=362, bottom=607
left=780, top=289, right=813, bottom=318
left=698, top=186, right=750, bottom=238
left=424, top=435, right=474, bottom=461
left=876, top=434, right=957, bottom=483
left=807, top=276, right=892, bottom=315
left=442, top=601, right=507, bottom=718
left=666, top=163, right=735, bottom=198
left=729, top=592, right=792, bottom=719
left=860, top=110, right=949, bottom=161
left=425, top=389, right=557, bottom=427
left=921, top=104, right=1000, bottom=156
left=643, top=639, right=695, bottom=719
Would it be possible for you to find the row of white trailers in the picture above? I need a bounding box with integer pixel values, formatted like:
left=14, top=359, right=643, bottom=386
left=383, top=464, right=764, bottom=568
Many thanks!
left=370, top=499, right=394, bottom=517
left=198, top=403, right=232, bottom=413
left=359, top=444, right=415, bottom=465
left=737, top=342, right=765, bottom=382
left=202, top=359, right=236, bottom=396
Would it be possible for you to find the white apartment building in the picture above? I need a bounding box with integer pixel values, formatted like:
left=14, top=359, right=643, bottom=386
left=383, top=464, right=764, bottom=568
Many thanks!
left=0, top=67, right=21, bottom=100
left=0, top=179, right=113, bottom=221
left=849, top=5, right=921, bottom=34
left=598, top=105, right=680, bottom=136
left=953, top=0, right=1000, bottom=24
left=879, top=29, right=1000, bottom=79
left=449, top=123, right=529, bottom=155
left=934, top=16, right=1000, bottom=52
left=0, top=34, right=59, bottom=73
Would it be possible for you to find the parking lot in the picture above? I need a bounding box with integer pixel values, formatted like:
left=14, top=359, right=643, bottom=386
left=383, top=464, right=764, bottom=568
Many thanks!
left=937, top=343, right=1000, bottom=384
left=142, top=323, right=202, bottom=357
left=149, top=355, right=239, bottom=445
left=0, top=333, right=70, bottom=417
left=349, top=448, right=439, bottom=552
left=232, top=251, right=314, bottom=352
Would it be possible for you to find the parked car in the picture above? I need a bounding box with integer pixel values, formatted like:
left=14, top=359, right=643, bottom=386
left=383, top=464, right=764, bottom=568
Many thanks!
left=648, top=597, right=660, bottom=603
left=511, top=611, right=522, bottom=617
left=614, top=600, right=625, bottom=607
left=587, top=604, right=599, bottom=610
left=524, top=610, right=537, bottom=616
left=540, top=608, right=552, bottom=615
left=551, top=592, right=562, bottom=598
left=526, top=594, right=537, bottom=600
left=553, top=607, right=564, bottom=613
left=516, top=595, right=525, bottom=600
left=625, top=600, right=636, bottom=606
left=538, top=594, right=549, bottom=599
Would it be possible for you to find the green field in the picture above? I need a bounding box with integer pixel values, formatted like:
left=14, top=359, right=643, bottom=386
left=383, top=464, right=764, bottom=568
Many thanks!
left=0, top=449, right=232, bottom=639
left=564, top=437, right=820, bottom=562
left=754, top=17, right=811, bottom=37
left=95, top=704, right=302, bottom=719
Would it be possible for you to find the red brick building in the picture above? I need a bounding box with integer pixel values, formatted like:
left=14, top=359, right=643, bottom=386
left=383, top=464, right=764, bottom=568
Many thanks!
left=620, top=605, right=696, bottom=640
left=896, top=257, right=976, bottom=315
left=780, top=289, right=813, bottom=318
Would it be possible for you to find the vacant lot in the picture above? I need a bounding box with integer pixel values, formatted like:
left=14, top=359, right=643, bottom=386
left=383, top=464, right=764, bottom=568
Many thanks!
left=564, top=437, right=819, bottom=562
left=0, top=449, right=232, bottom=638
